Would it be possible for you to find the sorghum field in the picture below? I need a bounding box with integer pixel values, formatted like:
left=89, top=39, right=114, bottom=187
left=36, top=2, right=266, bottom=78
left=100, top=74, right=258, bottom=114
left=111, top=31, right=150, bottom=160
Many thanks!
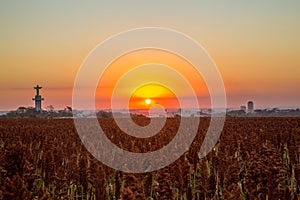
left=1, top=117, right=300, bottom=199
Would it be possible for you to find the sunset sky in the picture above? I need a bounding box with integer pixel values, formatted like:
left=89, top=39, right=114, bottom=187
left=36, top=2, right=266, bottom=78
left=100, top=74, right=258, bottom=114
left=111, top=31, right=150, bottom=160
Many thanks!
left=0, top=1, right=299, bottom=110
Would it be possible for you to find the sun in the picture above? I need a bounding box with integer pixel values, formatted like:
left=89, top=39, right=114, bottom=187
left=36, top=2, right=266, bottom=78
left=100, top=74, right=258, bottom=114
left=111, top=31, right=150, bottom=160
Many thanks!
left=145, top=98, right=152, bottom=105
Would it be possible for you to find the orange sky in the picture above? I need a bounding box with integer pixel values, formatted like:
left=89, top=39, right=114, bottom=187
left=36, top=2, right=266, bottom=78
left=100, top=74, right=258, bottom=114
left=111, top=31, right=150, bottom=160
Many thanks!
left=0, top=1, right=299, bottom=110
left=95, top=49, right=209, bottom=109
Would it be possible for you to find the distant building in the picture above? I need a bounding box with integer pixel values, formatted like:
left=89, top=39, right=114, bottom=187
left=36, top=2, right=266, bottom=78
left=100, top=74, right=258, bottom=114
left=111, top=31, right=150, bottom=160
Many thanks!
left=247, top=101, right=254, bottom=113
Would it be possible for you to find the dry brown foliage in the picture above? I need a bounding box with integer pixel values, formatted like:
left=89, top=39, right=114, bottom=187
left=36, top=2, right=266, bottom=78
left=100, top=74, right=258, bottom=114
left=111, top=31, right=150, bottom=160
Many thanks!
left=0, top=117, right=300, bottom=199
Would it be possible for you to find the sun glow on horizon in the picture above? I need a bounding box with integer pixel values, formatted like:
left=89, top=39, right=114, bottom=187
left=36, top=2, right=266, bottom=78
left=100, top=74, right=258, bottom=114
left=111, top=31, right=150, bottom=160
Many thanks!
left=129, top=83, right=179, bottom=109
left=145, top=98, right=151, bottom=105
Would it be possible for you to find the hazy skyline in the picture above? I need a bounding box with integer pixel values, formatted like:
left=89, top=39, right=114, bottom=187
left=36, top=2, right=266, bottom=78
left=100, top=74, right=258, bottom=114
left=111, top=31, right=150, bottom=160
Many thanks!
left=1, top=1, right=300, bottom=110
